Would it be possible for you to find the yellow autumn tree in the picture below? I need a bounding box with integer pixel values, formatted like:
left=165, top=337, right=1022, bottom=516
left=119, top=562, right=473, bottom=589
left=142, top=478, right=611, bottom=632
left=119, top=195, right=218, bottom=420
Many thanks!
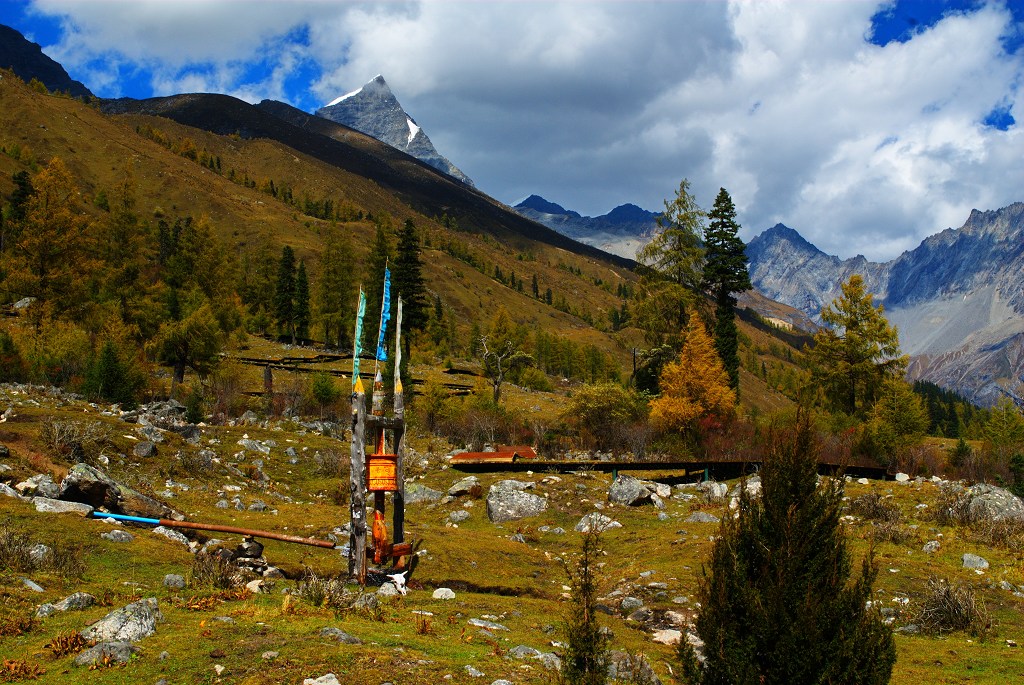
left=650, top=316, right=736, bottom=434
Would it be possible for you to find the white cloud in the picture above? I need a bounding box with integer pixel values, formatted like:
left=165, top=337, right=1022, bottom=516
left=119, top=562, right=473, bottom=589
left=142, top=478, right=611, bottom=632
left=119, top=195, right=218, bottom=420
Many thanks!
left=19, top=0, right=1024, bottom=261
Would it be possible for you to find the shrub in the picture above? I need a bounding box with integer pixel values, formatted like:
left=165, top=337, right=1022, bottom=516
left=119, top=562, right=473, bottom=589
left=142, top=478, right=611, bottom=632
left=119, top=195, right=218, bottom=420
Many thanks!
left=0, top=329, right=26, bottom=383
left=188, top=552, right=234, bottom=590
left=39, top=418, right=112, bottom=465
left=916, top=577, right=987, bottom=636
left=0, top=525, right=34, bottom=573
left=933, top=485, right=977, bottom=527
left=297, top=570, right=348, bottom=609
left=849, top=492, right=902, bottom=523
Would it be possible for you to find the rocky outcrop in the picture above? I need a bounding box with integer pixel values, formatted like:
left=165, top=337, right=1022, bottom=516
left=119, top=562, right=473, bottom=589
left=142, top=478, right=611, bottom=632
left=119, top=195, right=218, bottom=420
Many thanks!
left=58, top=463, right=182, bottom=520
left=486, top=480, right=547, bottom=523
left=80, top=597, right=162, bottom=643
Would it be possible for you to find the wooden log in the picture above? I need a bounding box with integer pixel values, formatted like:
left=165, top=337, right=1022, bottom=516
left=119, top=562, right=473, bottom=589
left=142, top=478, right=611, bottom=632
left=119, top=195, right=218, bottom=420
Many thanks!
left=393, top=388, right=405, bottom=546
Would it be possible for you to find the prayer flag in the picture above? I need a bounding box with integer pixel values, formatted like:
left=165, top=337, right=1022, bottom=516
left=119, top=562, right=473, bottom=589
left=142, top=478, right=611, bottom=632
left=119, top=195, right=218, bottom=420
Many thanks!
left=352, top=289, right=366, bottom=392
left=376, top=267, right=391, bottom=361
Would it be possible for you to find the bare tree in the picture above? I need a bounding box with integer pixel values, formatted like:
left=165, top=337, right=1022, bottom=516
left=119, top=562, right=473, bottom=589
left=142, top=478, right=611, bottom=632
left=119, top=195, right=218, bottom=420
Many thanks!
left=478, top=335, right=533, bottom=404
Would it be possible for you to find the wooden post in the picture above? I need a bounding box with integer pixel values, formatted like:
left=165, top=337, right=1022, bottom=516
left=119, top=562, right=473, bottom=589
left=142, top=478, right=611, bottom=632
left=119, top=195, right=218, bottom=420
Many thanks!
left=263, top=364, right=273, bottom=395
left=393, top=381, right=405, bottom=545
left=349, top=385, right=366, bottom=583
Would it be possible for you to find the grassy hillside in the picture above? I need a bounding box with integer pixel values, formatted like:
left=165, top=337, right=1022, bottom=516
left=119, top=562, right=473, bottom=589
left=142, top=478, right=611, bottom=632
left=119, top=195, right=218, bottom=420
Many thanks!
left=2, top=386, right=1023, bottom=684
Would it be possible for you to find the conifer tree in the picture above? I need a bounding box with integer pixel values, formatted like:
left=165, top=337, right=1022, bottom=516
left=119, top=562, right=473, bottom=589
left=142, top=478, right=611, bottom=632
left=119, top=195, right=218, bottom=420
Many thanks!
left=680, top=416, right=896, bottom=685
left=393, top=218, right=428, bottom=333
left=649, top=316, right=735, bottom=434
left=703, top=188, right=751, bottom=393
left=314, top=226, right=356, bottom=349
left=274, top=245, right=296, bottom=343
left=364, top=221, right=393, bottom=339
left=809, top=275, right=906, bottom=417
left=294, top=261, right=310, bottom=344
left=635, top=178, right=705, bottom=347
left=558, top=531, right=609, bottom=685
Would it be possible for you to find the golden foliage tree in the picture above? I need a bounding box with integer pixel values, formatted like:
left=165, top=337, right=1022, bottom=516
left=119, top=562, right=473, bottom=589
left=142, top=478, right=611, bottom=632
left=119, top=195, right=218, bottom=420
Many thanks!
left=650, top=316, right=736, bottom=434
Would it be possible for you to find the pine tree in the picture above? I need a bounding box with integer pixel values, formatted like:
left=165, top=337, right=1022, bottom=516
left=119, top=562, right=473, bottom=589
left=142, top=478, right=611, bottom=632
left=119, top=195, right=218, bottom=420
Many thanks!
left=274, top=245, right=296, bottom=343
left=680, top=417, right=896, bottom=685
left=393, top=218, right=428, bottom=333
left=294, top=260, right=310, bottom=344
left=703, top=188, right=751, bottom=393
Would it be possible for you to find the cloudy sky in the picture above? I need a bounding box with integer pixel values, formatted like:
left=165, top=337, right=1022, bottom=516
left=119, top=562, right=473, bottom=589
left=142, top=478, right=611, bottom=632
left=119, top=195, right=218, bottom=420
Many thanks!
left=2, top=0, right=1021, bottom=261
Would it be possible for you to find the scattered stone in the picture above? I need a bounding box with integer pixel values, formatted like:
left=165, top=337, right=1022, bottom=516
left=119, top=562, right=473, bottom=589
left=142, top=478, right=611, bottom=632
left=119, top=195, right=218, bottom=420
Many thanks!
left=303, top=675, right=341, bottom=685
left=246, top=579, right=268, bottom=594
left=378, top=582, right=400, bottom=597
left=405, top=483, right=444, bottom=504
left=319, top=627, right=362, bottom=644
left=15, top=474, right=60, bottom=498
left=33, top=497, right=94, bottom=516
left=922, top=540, right=940, bottom=553
left=152, top=526, right=190, bottom=546
left=262, top=651, right=279, bottom=660
left=895, top=473, right=910, bottom=483
left=468, top=618, right=509, bottom=631
left=575, top=512, right=621, bottom=533
left=962, top=553, right=989, bottom=570
left=432, top=588, right=456, bottom=600
left=21, top=578, right=44, bottom=592
left=101, top=529, right=135, bottom=543
left=353, top=593, right=379, bottom=611
left=696, top=481, right=728, bottom=501
left=73, top=641, right=139, bottom=667
left=81, top=597, right=162, bottom=642
left=465, top=665, right=485, bottom=677
left=238, top=438, right=271, bottom=454
left=608, top=650, right=661, bottom=684
left=857, top=477, right=870, bottom=485
left=965, top=483, right=1024, bottom=522
left=163, top=574, right=186, bottom=589
left=0, top=482, right=27, bottom=500
left=620, top=597, right=644, bottom=613
left=652, top=628, right=683, bottom=645
left=486, top=485, right=547, bottom=523
left=133, top=441, right=157, bottom=458
left=449, top=509, right=471, bottom=523
left=216, top=499, right=230, bottom=508
left=448, top=476, right=480, bottom=497
left=685, top=511, right=721, bottom=524
left=608, top=475, right=653, bottom=506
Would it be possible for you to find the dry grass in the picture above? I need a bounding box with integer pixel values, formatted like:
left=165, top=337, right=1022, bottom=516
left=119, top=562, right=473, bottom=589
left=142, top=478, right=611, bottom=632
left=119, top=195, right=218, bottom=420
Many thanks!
left=916, top=577, right=988, bottom=636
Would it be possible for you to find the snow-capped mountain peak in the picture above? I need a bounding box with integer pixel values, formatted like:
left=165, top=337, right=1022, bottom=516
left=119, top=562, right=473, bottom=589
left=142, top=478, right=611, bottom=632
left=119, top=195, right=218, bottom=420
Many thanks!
left=316, top=75, right=473, bottom=186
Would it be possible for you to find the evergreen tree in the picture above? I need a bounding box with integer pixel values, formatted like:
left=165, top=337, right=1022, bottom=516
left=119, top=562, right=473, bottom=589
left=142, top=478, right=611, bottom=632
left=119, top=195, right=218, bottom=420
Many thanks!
left=635, top=178, right=706, bottom=347
left=294, top=260, right=310, bottom=343
left=703, top=188, right=751, bottom=392
left=809, top=275, right=906, bottom=417
left=393, top=218, right=428, bottom=333
left=315, top=226, right=356, bottom=349
left=364, top=221, right=393, bottom=340
left=83, top=340, right=141, bottom=408
left=558, top=531, right=610, bottom=685
left=274, top=245, right=296, bottom=343
left=681, top=417, right=896, bottom=685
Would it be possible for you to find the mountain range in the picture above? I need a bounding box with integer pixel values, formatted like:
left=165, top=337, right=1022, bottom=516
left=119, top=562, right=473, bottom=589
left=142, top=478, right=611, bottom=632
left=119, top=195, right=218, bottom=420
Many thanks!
left=315, top=75, right=473, bottom=187
left=747, top=204, right=1024, bottom=407
left=0, top=24, right=92, bottom=98
left=512, top=194, right=660, bottom=260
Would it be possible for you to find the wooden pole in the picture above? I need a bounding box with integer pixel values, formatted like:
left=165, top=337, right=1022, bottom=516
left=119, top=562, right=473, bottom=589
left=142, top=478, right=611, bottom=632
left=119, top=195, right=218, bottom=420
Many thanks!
left=393, top=297, right=405, bottom=545
left=349, top=383, right=367, bottom=583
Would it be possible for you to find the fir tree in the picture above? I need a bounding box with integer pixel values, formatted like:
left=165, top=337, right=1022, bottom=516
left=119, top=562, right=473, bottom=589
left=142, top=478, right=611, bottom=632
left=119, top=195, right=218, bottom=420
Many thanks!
left=703, top=188, right=751, bottom=393
left=274, top=245, right=296, bottom=343
left=294, top=260, right=310, bottom=344
left=681, top=416, right=896, bottom=685
left=315, top=226, right=356, bottom=349
left=558, top=531, right=609, bottom=685
left=393, top=218, right=428, bottom=333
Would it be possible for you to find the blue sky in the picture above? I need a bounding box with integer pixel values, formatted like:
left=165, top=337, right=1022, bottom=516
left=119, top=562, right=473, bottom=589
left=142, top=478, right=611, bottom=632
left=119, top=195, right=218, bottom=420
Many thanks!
left=1, top=0, right=1021, bottom=261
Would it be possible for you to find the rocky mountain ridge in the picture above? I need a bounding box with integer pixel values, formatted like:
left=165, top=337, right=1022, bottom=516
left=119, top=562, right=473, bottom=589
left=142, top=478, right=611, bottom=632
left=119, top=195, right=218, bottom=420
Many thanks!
left=315, top=75, right=473, bottom=187
left=513, top=194, right=660, bottom=260
left=0, top=23, right=92, bottom=98
left=747, top=203, right=1024, bottom=406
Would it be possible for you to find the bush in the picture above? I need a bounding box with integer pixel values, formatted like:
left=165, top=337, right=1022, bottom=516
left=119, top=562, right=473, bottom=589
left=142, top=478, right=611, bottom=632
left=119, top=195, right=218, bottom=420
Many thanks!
left=849, top=492, right=902, bottom=523
left=0, top=329, right=27, bottom=383
left=39, top=418, right=112, bottom=465
left=0, top=525, right=35, bottom=573
left=916, top=577, right=987, bottom=636
left=188, top=552, right=235, bottom=590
